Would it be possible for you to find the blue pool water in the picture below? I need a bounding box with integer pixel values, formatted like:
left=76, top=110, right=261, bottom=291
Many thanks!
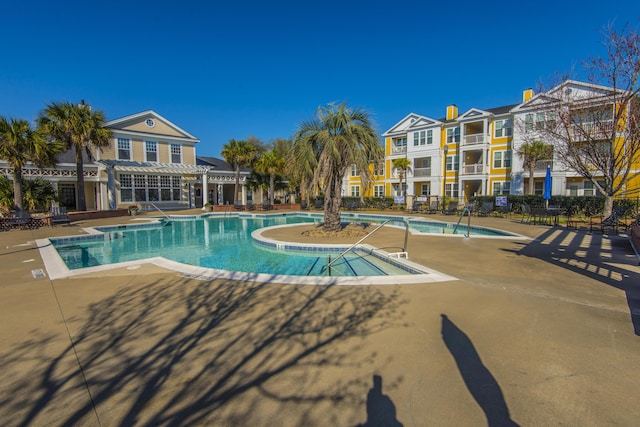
left=49, top=213, right=517, bottom=277
left=51, top=215, right=415, bottom=277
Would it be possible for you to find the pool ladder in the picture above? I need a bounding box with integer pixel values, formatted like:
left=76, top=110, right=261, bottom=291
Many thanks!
left=145, top=202, right=172, bottom=225
left=326, top=218, right=410, bottom=276
left=452, top=207, right=472, bottom=237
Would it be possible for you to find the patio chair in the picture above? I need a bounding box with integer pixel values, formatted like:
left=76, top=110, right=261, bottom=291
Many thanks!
left=300, top=200, right=308, bottom=210
left=314, top=199, right=323, bottom=210
left=520, top=202, right=532, bottom=224
left=443, top=202, right=459, bottom=215
left=426, top=200, right=439, bottom=214
left=49, top=206, right=71, bottom=226
left=478, top=202, right=494, bottom=217
left=597, top=207, right=627, bottom=234
left=531, top=206, right=551, bottom=225
left=495, top=203, right=512, bottom=218
left=262, top=200, right=273, bottom=211
left=8, top=209, right=33, bottom=229
left=246, top=201, right=256, bottom=211
left=409, top=201, right=422, bottom=214
left=233, top=201, right=244, bottom=211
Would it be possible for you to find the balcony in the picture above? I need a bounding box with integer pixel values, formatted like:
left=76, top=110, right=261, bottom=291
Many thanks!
left=391, top=145, right=407, bottom=155
left=464, top=133, right=485, bottom=145
left=462, top=163, right=484, bottom=175
left=414, top=167, right=432, bottom=177
left=534, top=160, right=553, bottom=171
left=569, top=121, right=614, bottom=140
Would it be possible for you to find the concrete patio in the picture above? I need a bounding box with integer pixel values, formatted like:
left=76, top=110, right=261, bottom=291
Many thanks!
left=1, top=210, right=639, bottom=426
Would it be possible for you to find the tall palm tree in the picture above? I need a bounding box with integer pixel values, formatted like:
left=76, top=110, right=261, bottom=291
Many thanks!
left=293, top=103, right=383, bottom=232
left=0, top=116, right=62, bottom=210
left=221, top=139, right=260, bottom=204
left=254, top=149, right=286, bottom=205
left=517, top=141, right=553, bottom=195
left=392, top=157, right=412, bottom=197
left=38, top=102, right=111, bottom=211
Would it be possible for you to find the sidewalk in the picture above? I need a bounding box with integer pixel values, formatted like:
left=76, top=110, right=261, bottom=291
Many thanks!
left=0, top=211, right=639, bottom=426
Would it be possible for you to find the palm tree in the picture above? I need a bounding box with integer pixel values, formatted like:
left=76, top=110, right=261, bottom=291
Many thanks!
left=254, top=149, right=286, bottom=205
left=38, top=102, right=111, bottom=211
left=392, top=157, right=412, bottom=197
left=517, top=141, right=553, bottom=195
left=221, top=139, right=260, bottom=205
left=293, top=103, right=384, bottom=232
left=0, top=116, right=62, bottom=210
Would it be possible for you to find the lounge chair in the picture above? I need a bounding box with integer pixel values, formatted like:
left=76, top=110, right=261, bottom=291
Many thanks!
left=596, top=207, right=627, bottom=233
left=410, top=201, right=422, bottom=213
left=246, top=201, right=256, bottom=211
left=50, top=206, right=71, bottom=226
left=300, top=200, right=308, bottom=210
left=443, top=202, right=459, bottom=215
left=495, top=203, right=512, bottom=218
left=520, top=202, right=532, bottom=223
left=426, top=200, right=439, bottom=214
left=233, top=201, right=244, bottom=211
left=8, top=209, right=31, bottom=229
left=314, top=199, right=323, bottom=210
left=478, top=202, right=494, bottom=216
left=262, top=200, right=273, bottom=211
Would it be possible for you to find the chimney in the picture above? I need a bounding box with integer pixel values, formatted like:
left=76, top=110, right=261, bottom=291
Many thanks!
left=522, top=88, right=534, bottom=102
left=446, top=104, right=458, bottom=120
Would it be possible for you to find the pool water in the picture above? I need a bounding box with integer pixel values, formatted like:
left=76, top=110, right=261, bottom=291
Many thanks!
left=51, top=215, right=416, bottom=277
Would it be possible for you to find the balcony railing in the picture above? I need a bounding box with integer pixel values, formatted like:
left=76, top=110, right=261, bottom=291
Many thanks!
left=534, top=160, right=553, bottom=171
left=414, top=167, right=432, bottom=177
left=391, top=145, right=407, bottom=154
left=464, top=133, right=485, bottom=145
left=569, top=121, right=614, bottom=140
left=462, top=163, right=484, bottom=174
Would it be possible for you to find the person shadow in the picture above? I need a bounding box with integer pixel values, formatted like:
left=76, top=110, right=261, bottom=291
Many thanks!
left=441, top=314, right=519, bottom=427
left=356, top=374, right=403, bottom=427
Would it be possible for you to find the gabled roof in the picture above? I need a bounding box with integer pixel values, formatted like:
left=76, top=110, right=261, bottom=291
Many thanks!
left=511, top=80, right=625, bottom=113
left=105, top=110, right=200, bottom=142
left=382, top=113, right=441, bottom=136
left=196, top=156, right=251, bottom=173
left=457, top=108, right=491, bottom=120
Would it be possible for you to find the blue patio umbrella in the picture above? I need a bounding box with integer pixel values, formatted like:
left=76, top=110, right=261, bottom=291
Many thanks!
left=543, top=166, right=552, bottom=205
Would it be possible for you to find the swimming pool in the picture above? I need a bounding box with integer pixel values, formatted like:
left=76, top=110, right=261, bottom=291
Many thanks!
left=36, top=212, right=519, bottom=284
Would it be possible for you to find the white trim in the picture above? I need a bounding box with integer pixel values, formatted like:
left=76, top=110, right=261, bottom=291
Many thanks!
left=105, top=110, right=199, bottom=141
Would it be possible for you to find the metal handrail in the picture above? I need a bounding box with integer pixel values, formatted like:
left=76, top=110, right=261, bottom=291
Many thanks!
left=146, top=202, right=171, bottom=222
left=452, top=208, right=472, bottom=237
left=326, top=218, right=410, bottom=274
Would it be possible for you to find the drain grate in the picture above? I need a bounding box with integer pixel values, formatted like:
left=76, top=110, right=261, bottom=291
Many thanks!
left=31, top=269, right=46, bottom=278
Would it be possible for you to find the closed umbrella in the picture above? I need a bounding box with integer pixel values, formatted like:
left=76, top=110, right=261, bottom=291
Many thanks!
left=543, top=166, right=552, bottom=207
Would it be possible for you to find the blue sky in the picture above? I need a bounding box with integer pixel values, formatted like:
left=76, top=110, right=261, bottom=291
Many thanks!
left=1, top=1, right=639, bottom=157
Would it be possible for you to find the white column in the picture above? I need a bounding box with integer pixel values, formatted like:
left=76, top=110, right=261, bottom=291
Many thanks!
left=202, top=172, right=208, bottom=210
left=107, top=167, right=116, bottom=210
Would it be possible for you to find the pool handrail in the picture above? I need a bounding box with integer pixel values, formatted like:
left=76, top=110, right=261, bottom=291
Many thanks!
left=327, top=218, right=410, bottom=274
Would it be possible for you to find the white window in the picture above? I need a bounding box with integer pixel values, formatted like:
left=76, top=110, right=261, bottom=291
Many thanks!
left=351, top=164, right=358, bottom=176
left=170, top=144, right=181, bottom=163
left=134, top=175, right=146, bottom=202
left=119, top=173, right=133, bottom=202
left=172, top=176, right=182, bottom=200
left=374, top=163, right=384, bottom=176
left=445, top=183, right=459, bottom=198
left=413, top=130, right=427, bottom=146
left=145, top=141, right=157, bottom=162
left=583, top=180, right=594, bottom=196
left=493, top=150, right=512, bottom=168
left=374, top=185, right=384, bottom=198
left=525, top=113, right=534, bottom=131
left=147, top=175, right=159, bottom=201
left=426, top=129, right=433, bottom=144
left=492, top=181, right=511, bottom=195
left=446, top=155, right=459, bottom=171
left=351, top=185, right=360, bottom=197
left=494, top=119, right=513, bottom=138
left=420, top=183, right=431, bottom=196
left=446, top=127, right=460, bottom=143
left=117, top=138, right=131, bottom=160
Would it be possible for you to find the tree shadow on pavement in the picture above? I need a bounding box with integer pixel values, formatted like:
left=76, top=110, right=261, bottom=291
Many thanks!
left=0, top=275, right=405, bottom=426
left=511, top=227, right=640, bottom=335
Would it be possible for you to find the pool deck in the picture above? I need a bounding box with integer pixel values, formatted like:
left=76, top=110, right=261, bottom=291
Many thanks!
left=1, top=209, right=639, bottom=426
